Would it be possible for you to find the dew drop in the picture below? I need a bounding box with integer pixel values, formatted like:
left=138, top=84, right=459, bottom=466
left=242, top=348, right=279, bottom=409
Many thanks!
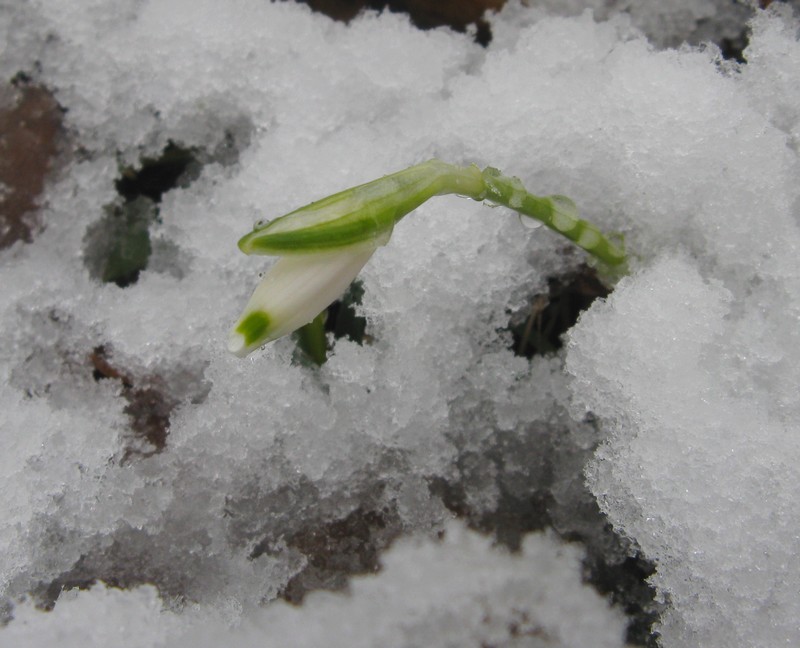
left=518, top=214, right=542, bottom=230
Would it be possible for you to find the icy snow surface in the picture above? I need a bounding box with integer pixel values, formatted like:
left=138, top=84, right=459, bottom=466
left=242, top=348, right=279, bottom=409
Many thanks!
left=2, top=523, right=627, bottom=647
left=1, top=1, right=799, bottom=647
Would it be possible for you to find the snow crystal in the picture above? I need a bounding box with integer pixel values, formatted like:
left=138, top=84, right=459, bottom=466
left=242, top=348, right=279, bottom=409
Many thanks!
left=1, top=584, right=179, bottom=648
left=1, top=0, right=799, bottom=647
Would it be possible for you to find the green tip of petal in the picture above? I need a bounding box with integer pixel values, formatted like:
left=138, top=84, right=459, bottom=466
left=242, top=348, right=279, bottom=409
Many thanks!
left=229, top=310, right=271, bottom=356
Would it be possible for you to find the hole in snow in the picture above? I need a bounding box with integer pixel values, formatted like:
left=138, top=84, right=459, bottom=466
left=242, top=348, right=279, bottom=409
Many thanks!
left=84, top=142, right=201, bottom=287
left=295, top=0, right=503, bottom=46
left=114, top=142, right=201, bottom=204
left=83, top=196, right=157, bottom=287
left=507, top=264, right=611, bottom=359
left=718, top=27, right=749, bottom=63
left=325, top=279, right=369, bottom=344
left=84, top=125, right=250, bottom=287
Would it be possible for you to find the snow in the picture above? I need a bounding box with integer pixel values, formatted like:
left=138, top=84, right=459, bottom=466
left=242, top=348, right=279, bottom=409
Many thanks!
left=1, top=524, right=627, bottom=648
left=1, top=1, right=799, bottom=646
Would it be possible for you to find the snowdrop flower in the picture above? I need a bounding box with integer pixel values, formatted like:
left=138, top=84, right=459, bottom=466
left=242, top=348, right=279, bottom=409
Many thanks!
left=229, top=159, right=625, bottom=357
left=229, top=160, right=483, bottom=357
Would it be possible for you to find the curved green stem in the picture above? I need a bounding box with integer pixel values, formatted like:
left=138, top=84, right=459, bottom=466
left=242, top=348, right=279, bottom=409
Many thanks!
left=239, top=159, right=625, bottom=267
left=475, top=168, right=626, bottom=267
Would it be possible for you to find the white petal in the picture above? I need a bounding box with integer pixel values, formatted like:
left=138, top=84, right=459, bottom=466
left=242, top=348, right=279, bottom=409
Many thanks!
left=228, top=245, right=376, bottom=357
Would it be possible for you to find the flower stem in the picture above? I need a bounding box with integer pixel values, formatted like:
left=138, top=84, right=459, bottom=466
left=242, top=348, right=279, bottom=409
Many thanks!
left=295, top=311, right=329, bottom=366
left=474, top=167, right=626, bottom=267
left=427, top=162, right=625, bottom=267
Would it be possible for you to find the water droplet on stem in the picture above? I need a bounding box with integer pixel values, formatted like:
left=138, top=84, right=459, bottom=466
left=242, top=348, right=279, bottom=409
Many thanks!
left=518, top=214, right=542, bottom=230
